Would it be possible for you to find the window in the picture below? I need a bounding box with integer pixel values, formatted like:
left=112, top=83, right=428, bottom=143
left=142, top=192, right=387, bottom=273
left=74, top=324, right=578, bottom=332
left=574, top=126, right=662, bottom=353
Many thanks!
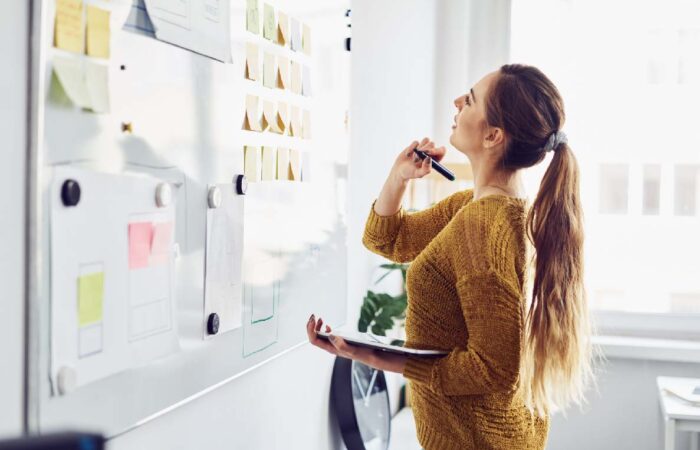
left=511, top=0, right=700, bottom=337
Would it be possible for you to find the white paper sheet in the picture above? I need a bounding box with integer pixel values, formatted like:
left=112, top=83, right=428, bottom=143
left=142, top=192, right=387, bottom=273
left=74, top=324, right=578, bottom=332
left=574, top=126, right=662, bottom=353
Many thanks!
left=144, top=0, right=232, bottom=62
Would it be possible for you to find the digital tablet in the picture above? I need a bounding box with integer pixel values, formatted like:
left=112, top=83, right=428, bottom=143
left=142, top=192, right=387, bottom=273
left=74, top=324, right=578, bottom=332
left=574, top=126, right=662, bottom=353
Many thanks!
left=316, top=330, right=448, bottom=358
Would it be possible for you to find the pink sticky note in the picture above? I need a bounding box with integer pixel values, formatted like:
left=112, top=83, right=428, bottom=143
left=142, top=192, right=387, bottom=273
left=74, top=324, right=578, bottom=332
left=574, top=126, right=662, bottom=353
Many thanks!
left=128, top=222, right=153, bottom=269
left=150, top=221, right=173, bottom=266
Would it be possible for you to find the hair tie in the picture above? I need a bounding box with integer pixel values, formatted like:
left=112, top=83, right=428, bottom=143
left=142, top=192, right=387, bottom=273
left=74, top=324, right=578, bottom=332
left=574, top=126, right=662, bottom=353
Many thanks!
left=544, top=131, right=567, bottom=153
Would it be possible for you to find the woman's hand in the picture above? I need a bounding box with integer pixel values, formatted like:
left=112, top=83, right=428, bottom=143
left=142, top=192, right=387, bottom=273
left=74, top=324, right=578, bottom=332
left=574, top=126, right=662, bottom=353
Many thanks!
left=391, top=137, right=447, bottom=183
left=306, top=314, right=407, bottom=374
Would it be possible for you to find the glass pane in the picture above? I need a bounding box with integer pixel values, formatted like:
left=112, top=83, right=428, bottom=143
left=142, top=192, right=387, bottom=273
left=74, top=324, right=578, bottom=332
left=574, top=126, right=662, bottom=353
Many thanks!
left=642, top=164, right=661, bottom=215
left=599, top=164, right=629, bottom=214
left=674, top=164, right=699, bottom=216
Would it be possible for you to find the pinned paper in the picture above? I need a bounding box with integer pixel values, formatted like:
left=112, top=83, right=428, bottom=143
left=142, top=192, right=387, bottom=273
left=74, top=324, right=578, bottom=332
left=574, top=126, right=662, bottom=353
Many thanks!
left=269, top=104, right=283, bottom=134
left=276, top=11, right=289, bottom=46
left=129, top=222, right=153, bottom=269
left=277, top=148, right=290, bottom=180
left=302, top=24, right=311, bottom=55
left=86, top=5, right=110, bottom=58
left=276, top=102, right=288, bottom=135
left=290, top=106, right=301, bottom=137
left=244, top=146, right=262, bottom=182
left=78, top=271, right=104, bottom=326
left=243, top=95, right=262, bottom=131
left=263, top=3, right=275, bottom=41
left=290, top=18, right=301, bottom=51
left=263, top=52, right=276, bottom=88
left=53, top=56, right=91, bottom=109
left=301, top=151, right=311, bottom=182
left=261, top=147, right=277, bottom=180
left=245, top=43, right=260, bottom=81
left=246, top=0, right=260, bottom=34
left=302, top=65, right=311, bottom=97
left=290, top=60, right=302, bottom=95
left=261, top=100, right=275, bottom=131
left=85, top=62, right=110, bottom=113
left=289, top=149, right=301, bottom=181
left=276, top=55, right=289, bottom=90
left=302, top=110, right=311, bottom=139
left=55, top=0, right=84, bottom=53
left=150, top=221, right=173, bottom=266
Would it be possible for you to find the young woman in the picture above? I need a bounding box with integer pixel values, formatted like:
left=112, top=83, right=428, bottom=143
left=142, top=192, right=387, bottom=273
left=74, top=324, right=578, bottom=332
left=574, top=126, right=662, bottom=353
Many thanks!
left=306, top=64, right=594, bottom=449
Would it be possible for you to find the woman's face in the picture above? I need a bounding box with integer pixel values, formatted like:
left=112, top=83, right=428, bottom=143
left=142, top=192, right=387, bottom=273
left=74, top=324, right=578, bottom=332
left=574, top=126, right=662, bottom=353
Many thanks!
left=449, top=71, right=500, bottom=157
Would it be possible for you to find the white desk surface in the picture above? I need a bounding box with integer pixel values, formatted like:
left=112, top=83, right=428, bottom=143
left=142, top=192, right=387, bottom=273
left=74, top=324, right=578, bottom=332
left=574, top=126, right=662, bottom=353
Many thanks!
left=657, top=376, right=700, bottom=421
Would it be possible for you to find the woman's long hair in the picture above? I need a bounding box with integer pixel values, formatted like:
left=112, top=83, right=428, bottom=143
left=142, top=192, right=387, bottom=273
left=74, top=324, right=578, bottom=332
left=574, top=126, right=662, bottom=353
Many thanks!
left=485, top=64, right=595, bottom=417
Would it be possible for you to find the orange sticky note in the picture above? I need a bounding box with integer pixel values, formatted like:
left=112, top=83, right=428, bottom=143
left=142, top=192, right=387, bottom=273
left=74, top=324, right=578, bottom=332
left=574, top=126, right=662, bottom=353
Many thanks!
left=86, top=5, right=110, bottom=58
left=129, top=222, right=153, bottom=269
left=277, top=55, right=289, bottom=90
left=55, top=0, right=84, bottom=53
left=276, top=148, right=290, bottom=180
left=243, top=95, right=262, bottom=131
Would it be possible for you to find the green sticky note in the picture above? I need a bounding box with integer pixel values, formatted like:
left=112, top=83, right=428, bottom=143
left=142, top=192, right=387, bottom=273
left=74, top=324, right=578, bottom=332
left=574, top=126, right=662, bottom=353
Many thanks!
left=78, top=272, right=104, bottom=326
left=263, top=3, right=275, bottom=41
left=246, top=0, right=259, bottom=34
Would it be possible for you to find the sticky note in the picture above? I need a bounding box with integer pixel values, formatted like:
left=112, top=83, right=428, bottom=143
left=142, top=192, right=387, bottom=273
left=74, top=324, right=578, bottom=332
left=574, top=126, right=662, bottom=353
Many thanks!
left=302, top=65, right=311, bottom=97
left=277, top=56, right=290, bottom=90
left=277, top=148, right=290, bottom=180
left=85, top=61, right=110, bottom=113
left=244, top=146, right=261, bottom=182
left=290, top=60, right=302, bottom=94
left=277, top=11, right=289, bottom=46
left=78, top=271, right=104, bottom=326
left=263, top=52, right=276, bottom=88
left=302, top=24, right=311, bottom=55
left=129, top=222, right=153, bottom=269
left=150, top=221, right=173, bottom=266
left=276, top=102, right=288, bottom=135
left=290, top=18, right=301, bottom=51
left=246, top=0, right=260, bottom=34
left=245, top=43, right=260, bottom=81
left=301, top=151, right=311, bottom=182
left=86, top=5, right=110, bottom=58
left=261, top=100, right=275, bottom=131
left=263, top=3, right=275, bottom=41
left=289, top=149, right=301, bottom=181
left=302, top=109, right=311, bottom=139
left=243, top=95, right=262, bottom=131
left=261, top=147, right=276, bottom=181
left=55, top=0, right=84, bottom=53
left=52, top=56, right=91, bottom=109
left=290, top=106, right=301, bottom=137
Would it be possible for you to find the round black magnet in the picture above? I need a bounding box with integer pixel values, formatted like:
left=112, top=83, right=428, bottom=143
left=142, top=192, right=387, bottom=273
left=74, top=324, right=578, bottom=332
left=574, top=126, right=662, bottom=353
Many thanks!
left=61, top=179, right=81, bottom=207
left=235, top=174, right=247, bottom=195
left=207, top=313, right=220, bottom=335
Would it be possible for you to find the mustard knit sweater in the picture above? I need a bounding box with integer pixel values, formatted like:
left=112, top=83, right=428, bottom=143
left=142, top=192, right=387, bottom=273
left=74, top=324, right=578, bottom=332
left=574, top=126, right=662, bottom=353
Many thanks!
left=362, top=189, right=549, bottom=450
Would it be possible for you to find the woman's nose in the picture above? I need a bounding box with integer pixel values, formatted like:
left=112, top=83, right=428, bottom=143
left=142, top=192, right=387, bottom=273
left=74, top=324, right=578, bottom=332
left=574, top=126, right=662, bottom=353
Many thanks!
left=453, top=95, right=464, bottom=109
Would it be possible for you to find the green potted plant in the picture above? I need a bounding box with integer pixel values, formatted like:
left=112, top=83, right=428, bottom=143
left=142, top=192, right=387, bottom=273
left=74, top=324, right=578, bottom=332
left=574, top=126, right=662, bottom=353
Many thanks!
left=357, top=262, right=409, bottom=346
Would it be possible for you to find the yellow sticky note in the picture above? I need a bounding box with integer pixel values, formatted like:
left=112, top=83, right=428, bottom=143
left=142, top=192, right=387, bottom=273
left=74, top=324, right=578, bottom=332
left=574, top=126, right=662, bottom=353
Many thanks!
left=290, top=60, right=302, bottom=94
left=78, top=271, right=104, bottom=326
left=263, top=3, right=275, bottom=41
left=53, top=56, right=91, bottom=108
left=243, top=95, right=262, bottom=131
left=290, top=106, right=301, bottom=137
left=263, top=52, right=276, bottom=88
left=55, top=0, right=84, bottom=53
left=261, top=100, right=275, bottom=131
left=261, top=146, right=277, bottom=180
left=301, top=151, right=311, bottom=182
left=289, top=149, right=301, bottom=181
left=276, top=56, right=289, bottom=90
left=86, top=5, right=110, bottom=58
left=302, top=65, right=311, bottom=97
left=302, top=23, right=311, bottom=55
left=85, top=61, right=110, bottom=113
left=276, top=102, right=288, bottom=135
left=277, top=148, right=290, bottom=180
left=246, top=0, right=260, bottom=34
left=302, top=110, right=311, bottom=139
left=277, top=11, right=289, bottom=46
left=244, top=146, right=261, bottom=182
left=245, top=43, right=259, bottom=81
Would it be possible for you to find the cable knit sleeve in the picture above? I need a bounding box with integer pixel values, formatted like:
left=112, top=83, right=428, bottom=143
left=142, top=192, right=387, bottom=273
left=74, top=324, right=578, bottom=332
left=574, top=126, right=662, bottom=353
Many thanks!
left=402, top=269, right=524, bottom=396
left=361, top=189, right=473, bottom=263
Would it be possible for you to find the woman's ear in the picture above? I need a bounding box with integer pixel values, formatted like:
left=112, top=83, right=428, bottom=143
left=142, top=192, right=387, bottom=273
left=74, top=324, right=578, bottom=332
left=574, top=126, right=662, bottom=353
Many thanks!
left=483, top=126, right=505, bottom=149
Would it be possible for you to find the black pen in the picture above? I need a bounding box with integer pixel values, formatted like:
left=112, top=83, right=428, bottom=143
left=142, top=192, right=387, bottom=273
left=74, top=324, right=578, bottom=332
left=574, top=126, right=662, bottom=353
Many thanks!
left=413, top=148, right=455, bottom=181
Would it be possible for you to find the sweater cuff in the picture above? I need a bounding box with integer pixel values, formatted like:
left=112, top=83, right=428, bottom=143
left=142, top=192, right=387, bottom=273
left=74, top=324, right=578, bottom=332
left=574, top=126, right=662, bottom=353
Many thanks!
left=403, top=356, right=438, bottom=387
left=364, top=200, right=404, bottom=240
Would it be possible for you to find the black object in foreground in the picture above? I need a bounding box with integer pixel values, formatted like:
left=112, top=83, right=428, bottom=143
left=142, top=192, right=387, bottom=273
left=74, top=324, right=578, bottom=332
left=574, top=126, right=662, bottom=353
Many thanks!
left=0, top=432, right=104, bottom=450
left=413, top=148, right=455, bottom=181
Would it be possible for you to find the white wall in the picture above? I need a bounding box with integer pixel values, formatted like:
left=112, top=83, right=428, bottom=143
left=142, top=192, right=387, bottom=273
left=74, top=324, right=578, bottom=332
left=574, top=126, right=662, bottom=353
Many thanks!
left=0, top=0, right=28, bottom=439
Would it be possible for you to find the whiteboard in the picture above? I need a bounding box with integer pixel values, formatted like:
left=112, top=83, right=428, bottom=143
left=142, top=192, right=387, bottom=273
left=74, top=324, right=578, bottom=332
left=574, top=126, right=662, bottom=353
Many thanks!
left=30, top=0, right=349, bottom=437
